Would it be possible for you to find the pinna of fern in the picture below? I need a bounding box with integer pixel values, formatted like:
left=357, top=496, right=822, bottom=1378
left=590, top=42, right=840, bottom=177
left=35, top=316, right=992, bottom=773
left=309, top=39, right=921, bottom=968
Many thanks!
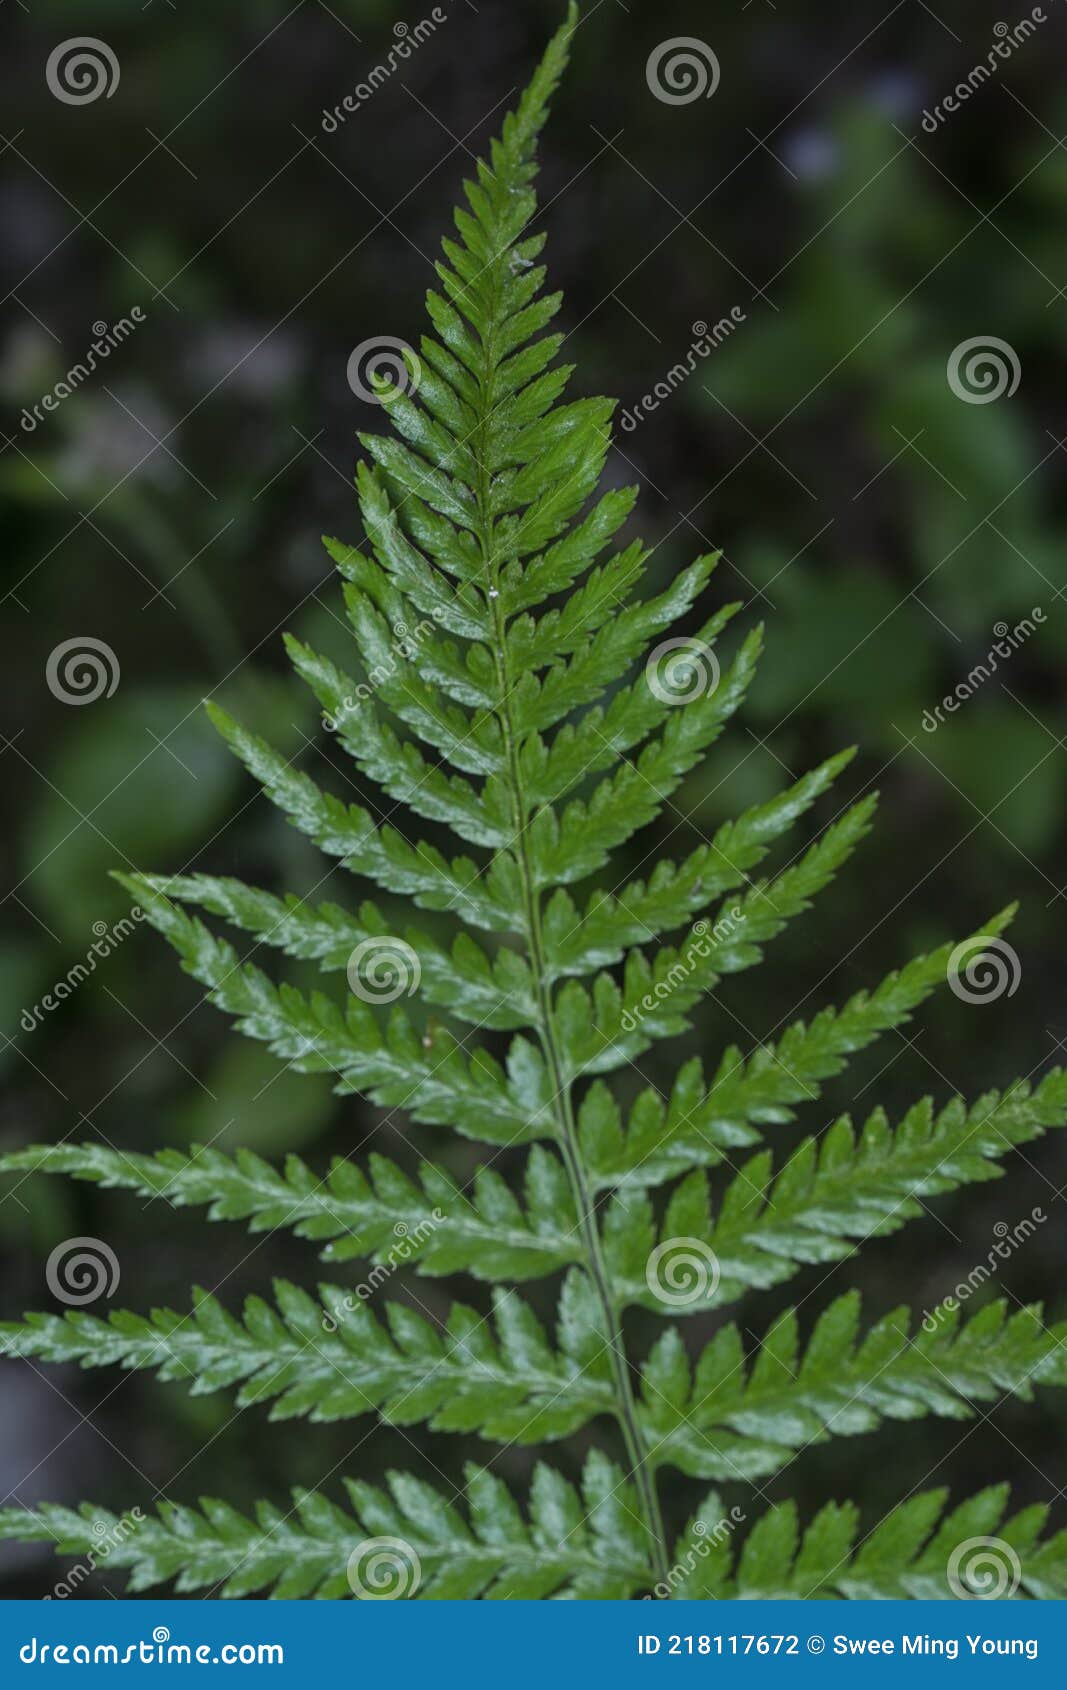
left=3, top=6, right=1067, bottom=1600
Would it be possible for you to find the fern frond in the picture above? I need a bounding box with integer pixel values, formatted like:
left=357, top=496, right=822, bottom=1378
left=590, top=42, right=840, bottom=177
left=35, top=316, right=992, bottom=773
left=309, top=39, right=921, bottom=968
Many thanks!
left=603, top=1071, right=1067, bottom=1311
left=641, top=1294, right=1067, bottom=1480
left=0, top=1140, right=580, bottom=1281
left=519, top=604, right=738, bottom=802
left=584, top=909, right=1018, bottom=1188
left=115, top=878, right=551, bottom=1145
left=2, top=5, right=1064, bottom=1604
left=284, top=637, right=505, bottom=845
left=18, top=1072, right=1057, bottom=1308
left=498, top=484, right=639, bottom=616
left=0, top=1452, right=650, bottom=1598
left=529, top=628, right=764, bottom=891
left=7, top=1475, right=1066, bottom=1600
left=543, top=748, right=858, bottom=978
left=199, top=705, right=518, bottom=933
left=128, top=871, right=537, bottom=1031
left=0, top=1274, right=612, bottom=1444
left=553, top=797, right=876, bottom=1080
left=673, top=1485, right=1067, bottom=1599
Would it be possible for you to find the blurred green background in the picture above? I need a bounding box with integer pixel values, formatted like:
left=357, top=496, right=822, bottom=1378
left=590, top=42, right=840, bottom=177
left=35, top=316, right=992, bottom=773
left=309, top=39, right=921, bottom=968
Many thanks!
left=2, top=0, right=1066, bottom=1596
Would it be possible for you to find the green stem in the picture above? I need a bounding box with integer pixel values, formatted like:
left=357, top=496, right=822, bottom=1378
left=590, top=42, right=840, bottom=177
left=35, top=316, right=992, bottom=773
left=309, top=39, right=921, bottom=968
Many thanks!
left=488, top=605, right=669, bottom=1586
left=469, top=309, right=668, bottom=1581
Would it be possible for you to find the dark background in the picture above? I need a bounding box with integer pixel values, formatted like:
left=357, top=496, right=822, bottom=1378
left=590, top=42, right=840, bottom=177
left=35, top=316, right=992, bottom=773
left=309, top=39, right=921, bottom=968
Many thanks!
left=2, top=0, right=1066, bottom=1597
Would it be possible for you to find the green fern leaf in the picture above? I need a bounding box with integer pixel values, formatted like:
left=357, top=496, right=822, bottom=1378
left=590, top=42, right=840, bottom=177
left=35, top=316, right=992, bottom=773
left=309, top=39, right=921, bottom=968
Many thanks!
left=0, top=1454, right=650, bottom=1599
left=672, top=1486, right=1067, bottom=1599
left=0, top=1274, right=612, bottom=1443
left=640, top=1294, right=1067, bottom=1479
left=2, top=5, right=1065, bottom=1603
left=0, top=1139, right=579, bottom=1280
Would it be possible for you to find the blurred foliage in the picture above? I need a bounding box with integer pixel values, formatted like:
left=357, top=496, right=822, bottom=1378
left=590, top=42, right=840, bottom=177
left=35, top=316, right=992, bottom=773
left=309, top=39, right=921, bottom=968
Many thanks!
left=2, top=0, right=1065, bottom=1595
